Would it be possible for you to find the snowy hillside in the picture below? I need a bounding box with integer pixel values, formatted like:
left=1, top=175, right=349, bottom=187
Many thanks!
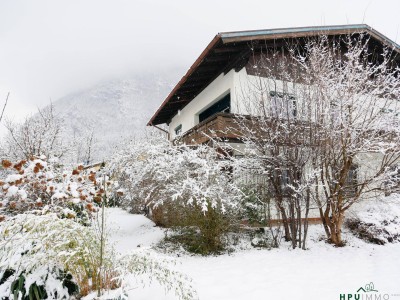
left=52, top=71, right=179, bottom=162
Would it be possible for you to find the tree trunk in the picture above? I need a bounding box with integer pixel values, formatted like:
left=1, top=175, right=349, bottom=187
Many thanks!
left=326, top=212, right=345, bottom=247
left=289, top=200, right=297, bottom=249
left=277, top=204, right=291, bottom=241
left=301, top=190, right=310, bottom=250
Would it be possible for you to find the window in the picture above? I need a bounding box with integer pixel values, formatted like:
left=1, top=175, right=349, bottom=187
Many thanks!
left=330, top=101, right=340, bottom=122
left=347, top=165, right=357, bottom=186
left=343, top=164, right=358, bottom=197
left=175, top=124, right=182, bottom=136
left=279, top=168, right=301, bottom=194
left=380, top=108, right=399, bottom=117
left=281, top=169, right=291, bottom=190
left=199, top=93, right=230, bottom=123
left=270, top=91, right=297, bottom=119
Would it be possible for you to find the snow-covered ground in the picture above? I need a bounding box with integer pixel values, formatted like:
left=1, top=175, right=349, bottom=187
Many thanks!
left=104, top=208, right=400, bottom=300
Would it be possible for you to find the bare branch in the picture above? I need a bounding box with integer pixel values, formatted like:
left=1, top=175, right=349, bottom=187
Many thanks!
left=0, top=92, right=9, bottom=123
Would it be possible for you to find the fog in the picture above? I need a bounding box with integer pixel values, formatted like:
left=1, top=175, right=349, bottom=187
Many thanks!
left=0, top=0, right=399, bottom=128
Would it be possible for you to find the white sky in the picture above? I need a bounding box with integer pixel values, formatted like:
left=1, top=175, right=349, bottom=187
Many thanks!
left=0, top=0, right=400, bottom=130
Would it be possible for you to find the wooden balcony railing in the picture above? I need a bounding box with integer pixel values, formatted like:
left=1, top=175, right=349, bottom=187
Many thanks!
left=174, top=112, right=317, bottom=146
left=175, top=113, right=243, bottom=145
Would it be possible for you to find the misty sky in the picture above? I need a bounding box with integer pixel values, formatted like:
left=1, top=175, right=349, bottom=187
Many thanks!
left=1, top=0, right=400, bottom=126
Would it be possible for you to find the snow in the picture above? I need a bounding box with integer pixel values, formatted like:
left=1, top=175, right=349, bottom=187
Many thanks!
left=107, top=208, right=165, bottom=254
left=5, top=185, right=18, bottom=197
left=71, top=198, right=81, bottom=204
left=105, top=208, right=400, bottom=300
left=349, top=195, right=400, bottom=242
left=51, top=192, right=68, bottom=200
left=5, top=174, right=22, bottom=183
left=176, top=243, right=400, bottom=300
left=17, top=189, right=27, bottom=200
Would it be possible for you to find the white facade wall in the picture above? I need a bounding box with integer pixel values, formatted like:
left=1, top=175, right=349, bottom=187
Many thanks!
left=232, top=68, right=294, bottom=116
left=233, top=68, right=400, bottom=122
left=169, top=66, right=399, bottom=138
left=168, top=70, right=236, bottom=140
left=168, top=67, right=296, bottom=140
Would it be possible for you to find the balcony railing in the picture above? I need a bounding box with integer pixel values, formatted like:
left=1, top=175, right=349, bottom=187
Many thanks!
left=174, top=112, right=317, bottom=146
left=175, top=113, right=243, bottom=145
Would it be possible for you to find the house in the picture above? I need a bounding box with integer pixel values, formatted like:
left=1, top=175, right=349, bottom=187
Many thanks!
left=148, top=25, right=400, bottom=203
left=147, top=24, right=400, bottom=152
left=147, top=25, right=400, bottom=234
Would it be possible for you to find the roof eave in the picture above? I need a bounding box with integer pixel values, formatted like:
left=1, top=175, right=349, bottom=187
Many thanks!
left=147, top=34, right=222, bottom=126
left=220, top=24, right=400, bottom=51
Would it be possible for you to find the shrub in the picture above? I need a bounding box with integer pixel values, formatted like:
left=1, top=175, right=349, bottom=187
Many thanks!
left=1, top=268, right=79, bottom=300
left=159, top=200, right=237, bottom=255
left=345, top=218, right=388, bottom=245
left=0, top=213, right=197, bottom=299
left=109, top=138, right=243, bottom=254
left=0, top=213, right=110, bottom=298
left=0, top=157, right=103, bottom=225
left=346, top=195, right=400, bottom=245
left=345, top=217, right=400, bottom=245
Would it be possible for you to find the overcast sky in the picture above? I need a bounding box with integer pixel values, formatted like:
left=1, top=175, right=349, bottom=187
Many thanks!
left=1, top=0, right=400, bottom=128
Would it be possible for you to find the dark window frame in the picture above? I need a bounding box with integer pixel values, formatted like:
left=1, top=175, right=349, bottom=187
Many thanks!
left=198, top=93, right=231, bottom=123
left=175, top=124, right=182, bottom=136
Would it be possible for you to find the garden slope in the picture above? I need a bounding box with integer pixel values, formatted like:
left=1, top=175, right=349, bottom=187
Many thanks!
left=105, top=208, right=400, bottom=300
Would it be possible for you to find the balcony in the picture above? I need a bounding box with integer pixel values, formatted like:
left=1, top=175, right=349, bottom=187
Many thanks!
left=176, top=113, right=243, bottom=145
left=175, top=112, right=315, bottom=146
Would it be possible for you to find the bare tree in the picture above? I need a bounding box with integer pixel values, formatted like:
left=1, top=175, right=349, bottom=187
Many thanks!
left=296, top=35, right=400, bottom=246
left=3, top=103, right=67, bottom=160
left=232, top=48, right=312, bottom=249
left=231, top=33, right=400, bottom=247
left=84, top=130, right=96, bottom=165
left=0, top=92, right=9, bottom=123
left=73, top=128, right=97, bottom=165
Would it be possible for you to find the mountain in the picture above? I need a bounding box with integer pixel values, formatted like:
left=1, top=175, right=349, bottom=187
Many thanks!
left=53, top=71, right=180, bottom=163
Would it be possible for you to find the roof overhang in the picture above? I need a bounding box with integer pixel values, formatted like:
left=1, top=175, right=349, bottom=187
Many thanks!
left=148, top=24, right=400, bottom=126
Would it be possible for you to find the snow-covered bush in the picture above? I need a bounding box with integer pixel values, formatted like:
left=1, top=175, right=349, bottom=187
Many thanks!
left=0, top=213, right=196, bottom=299
left=346, top=194, right=400, bottom=244
left=107, top=137, right=170, bottom=214
left=0, top=157, right=101, bottom=225
left=109, top=137, right=243, bottom=253
left=112, top=250, right=197, bottom=300
left=0, top=213, right=100, bottom=298
left=111, top=138, right=241, bottom=214
left=0, top=267, right=78, bottom=299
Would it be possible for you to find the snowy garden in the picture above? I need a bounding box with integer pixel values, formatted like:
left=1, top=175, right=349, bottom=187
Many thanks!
left=1, top=34, right=400, bottom=300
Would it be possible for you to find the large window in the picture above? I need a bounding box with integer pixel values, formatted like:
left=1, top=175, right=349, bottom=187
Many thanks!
left=270, top=91, right=297, bottom=119
left=199, top=93, right=231, bottom=123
